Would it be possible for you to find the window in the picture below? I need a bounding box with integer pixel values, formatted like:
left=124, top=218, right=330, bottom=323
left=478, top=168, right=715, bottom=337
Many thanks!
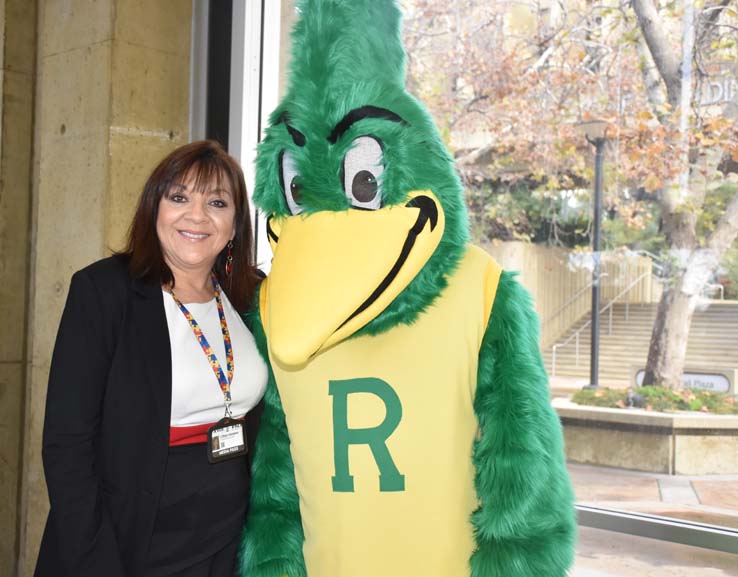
left=401, top=0, right=738, bottom=567
left=224, top=0, right=738, bottom=571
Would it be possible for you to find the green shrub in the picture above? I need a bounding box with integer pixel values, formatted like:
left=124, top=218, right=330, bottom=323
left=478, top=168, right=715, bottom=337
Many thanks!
left=571, top=386, right=738, bottom=414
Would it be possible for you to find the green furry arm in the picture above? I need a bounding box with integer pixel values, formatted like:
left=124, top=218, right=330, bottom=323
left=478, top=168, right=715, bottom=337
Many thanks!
left=470, top=271, right=576, bottom=577
left=238, top=298, right=306, bottom=577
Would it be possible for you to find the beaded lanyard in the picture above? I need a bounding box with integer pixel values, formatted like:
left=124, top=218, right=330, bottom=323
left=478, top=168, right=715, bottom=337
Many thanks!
left=170, top=274, right=235, bottom=416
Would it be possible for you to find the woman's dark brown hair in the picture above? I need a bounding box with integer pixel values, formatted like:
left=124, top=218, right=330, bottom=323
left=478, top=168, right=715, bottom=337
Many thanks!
left=121, top=140, right=259, bottom=312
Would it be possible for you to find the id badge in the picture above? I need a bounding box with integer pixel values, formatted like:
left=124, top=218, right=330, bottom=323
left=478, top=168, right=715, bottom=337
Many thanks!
left=207, top=417, right=247, bottom=463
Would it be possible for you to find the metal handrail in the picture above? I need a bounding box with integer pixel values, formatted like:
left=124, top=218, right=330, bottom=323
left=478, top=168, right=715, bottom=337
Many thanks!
left=542, top=273, right=608, bottom=326
left=632, top=249, right=666, bottom=275
left=545, top=251, right=658, bottom=330
left=632, top=249, right=662, bottom=262
left=551, top=271, right=651, bottom=376
left=704, top=283, right=725, bottom=300
left=634, top=252, right=724, bottom=299
left=633, top=255, right=725, bottom=300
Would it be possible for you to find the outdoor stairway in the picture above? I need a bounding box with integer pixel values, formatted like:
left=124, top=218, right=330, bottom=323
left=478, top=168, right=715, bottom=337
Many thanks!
left=541, top=301, right=738, bottom=388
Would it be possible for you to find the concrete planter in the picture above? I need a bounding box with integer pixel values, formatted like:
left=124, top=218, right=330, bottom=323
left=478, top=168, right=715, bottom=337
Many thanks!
left=553, top=399, right=738, bottom=475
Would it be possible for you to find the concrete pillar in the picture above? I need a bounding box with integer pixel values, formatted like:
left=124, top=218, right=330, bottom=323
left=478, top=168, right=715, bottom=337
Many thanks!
left=0, top=1, right=36, bottom=576
left=18, top=2, right=191, bottom=575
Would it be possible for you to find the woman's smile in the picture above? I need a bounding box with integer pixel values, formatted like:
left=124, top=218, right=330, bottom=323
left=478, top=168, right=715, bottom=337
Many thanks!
left=178, top=229, right=211, bottom=241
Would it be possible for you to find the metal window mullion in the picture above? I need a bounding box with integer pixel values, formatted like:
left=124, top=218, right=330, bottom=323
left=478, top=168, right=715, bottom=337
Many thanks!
left=577, top=505, right=738, bottom=555
left=189, top=0, right=210, bottom=140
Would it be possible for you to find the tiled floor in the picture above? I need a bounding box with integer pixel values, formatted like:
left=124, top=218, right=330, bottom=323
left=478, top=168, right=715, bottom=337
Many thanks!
left=692, top=481, right=738, bottom=511
left=570, top=464, right=738, bottom=575
left=569, top=463, right=738, bottom=529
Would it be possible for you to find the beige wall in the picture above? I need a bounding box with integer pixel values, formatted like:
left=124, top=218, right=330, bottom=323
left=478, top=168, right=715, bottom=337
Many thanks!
left=6, top=1, right=192, bottom=575
left=484, top=242, right=655, bottom=347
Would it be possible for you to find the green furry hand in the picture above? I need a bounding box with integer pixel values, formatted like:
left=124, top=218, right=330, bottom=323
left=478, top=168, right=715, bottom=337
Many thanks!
left=470, top=272, right=576, bottom=577
left=238, top=304, right=306, bottom=577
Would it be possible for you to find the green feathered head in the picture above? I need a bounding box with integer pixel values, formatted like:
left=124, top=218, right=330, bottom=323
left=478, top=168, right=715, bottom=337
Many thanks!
left=255, top=0, right=468, bottom=367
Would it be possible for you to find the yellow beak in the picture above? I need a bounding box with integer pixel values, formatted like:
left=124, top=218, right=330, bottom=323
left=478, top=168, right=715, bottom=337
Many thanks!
left=261, top=190, right=445, bottom=368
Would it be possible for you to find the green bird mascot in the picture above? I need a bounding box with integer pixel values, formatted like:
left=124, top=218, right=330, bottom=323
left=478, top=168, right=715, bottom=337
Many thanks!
left=240, top=1, right=576, bottom=576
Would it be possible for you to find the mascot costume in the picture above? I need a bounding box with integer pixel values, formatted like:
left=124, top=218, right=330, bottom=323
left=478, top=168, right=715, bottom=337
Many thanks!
left=240, top=1, right=576, bottom=576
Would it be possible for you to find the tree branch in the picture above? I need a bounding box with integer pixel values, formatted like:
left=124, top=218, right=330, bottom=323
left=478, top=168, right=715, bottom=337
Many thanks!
left=632, top=0, right=682, bottom=107
left=707, top=187, right=738, bottom=255
left=697, top=0, right=734, bottom=46
left=635, top=34, right=668, bottom=120
left=456, top=143, right=495, bottom=167
left=681, top=187, right=738, bottom=296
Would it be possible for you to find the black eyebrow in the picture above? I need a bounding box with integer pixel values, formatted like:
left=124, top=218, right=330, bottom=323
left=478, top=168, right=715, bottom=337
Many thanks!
left=278, top=112, right=306, bottom=147
left=327, top=106, right=407, bottom=144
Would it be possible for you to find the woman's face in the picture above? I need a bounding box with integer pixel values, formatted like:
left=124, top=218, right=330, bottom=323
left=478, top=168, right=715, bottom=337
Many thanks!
left=156, top=172, right=236, bottom=279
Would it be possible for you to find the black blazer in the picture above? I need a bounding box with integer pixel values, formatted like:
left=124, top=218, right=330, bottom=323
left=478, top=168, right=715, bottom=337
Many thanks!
left=35, top=256, right=262, bottom=577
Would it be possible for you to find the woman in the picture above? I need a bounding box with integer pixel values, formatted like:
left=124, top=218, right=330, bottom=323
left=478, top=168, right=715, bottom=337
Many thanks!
left=35, top=140, right=267, bottom=577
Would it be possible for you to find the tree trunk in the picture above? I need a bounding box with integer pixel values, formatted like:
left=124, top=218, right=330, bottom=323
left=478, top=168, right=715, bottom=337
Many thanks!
left=643, top=187, right=738, bottom=389
left=642, top=278, right=699, bottom=390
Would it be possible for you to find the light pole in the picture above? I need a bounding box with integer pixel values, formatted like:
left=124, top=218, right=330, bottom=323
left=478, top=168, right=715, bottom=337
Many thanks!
left=576, top=120, right=608, bottom=390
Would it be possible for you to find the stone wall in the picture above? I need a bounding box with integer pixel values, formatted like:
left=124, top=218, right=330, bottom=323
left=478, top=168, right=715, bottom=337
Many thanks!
left=555, top=399, right=738, bottom=475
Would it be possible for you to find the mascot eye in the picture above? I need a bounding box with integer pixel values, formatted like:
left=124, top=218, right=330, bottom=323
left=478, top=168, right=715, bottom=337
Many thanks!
left=342, top=136, right=384, bottom=210
left=280, top=150, right=304, bottom=215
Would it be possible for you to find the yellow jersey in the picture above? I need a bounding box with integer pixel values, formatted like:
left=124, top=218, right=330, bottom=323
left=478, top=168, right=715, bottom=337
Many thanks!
left=265, top=245, right=501, bottom=577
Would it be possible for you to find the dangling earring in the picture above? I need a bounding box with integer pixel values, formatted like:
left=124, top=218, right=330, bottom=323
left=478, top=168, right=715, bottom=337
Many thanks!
left=225, top=240, right=234, bottom=276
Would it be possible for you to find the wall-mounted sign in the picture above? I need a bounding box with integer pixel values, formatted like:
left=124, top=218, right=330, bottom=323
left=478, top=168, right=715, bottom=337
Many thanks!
left=700, top=76, right=738, bottom=107
left=635, top=368, right=734, bottom=394
left=699, top=62, right=738, bottom=112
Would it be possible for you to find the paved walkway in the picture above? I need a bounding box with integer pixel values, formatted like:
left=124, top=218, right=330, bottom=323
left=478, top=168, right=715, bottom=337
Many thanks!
left=573, top=526, right=738, bottom=576
left=569, top=463, right=738, bottom=575
left=570, top=463, right=738, bottom=529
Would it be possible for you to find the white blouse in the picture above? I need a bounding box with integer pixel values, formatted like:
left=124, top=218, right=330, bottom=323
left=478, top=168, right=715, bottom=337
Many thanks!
left=163, top=289, right=267, bottom=427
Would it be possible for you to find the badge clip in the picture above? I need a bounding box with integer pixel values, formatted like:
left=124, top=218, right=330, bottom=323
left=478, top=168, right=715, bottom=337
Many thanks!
left=207, top=416, right=247, bottom=464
